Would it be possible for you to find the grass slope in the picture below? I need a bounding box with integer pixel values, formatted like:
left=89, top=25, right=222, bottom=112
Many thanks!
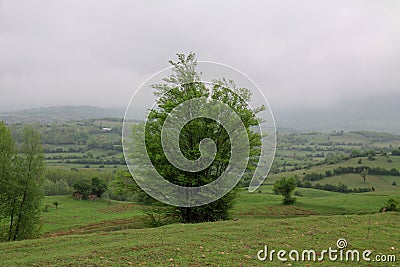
left=266, top=155, right=400, bottom=186
left=0, top=213, right=398, bottom=266
left=41, top=196, right=145, bottom=235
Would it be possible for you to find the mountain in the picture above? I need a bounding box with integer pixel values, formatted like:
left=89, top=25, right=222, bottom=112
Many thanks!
left=0, top=106, right=125, bottom=124
left=1, top=93, right=400, bottom=134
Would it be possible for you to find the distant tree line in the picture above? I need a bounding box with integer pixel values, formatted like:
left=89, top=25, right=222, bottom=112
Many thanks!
left=303, top=166, right=400, bottom=182
left=43, top=168, right=113, bottom=196
left=298, top=180, right=371, bottom=193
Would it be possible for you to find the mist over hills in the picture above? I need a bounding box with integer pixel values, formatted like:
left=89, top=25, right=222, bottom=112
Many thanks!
left=0, top=106, right=125, bottom=124
left=274, top=95, right=400, bottom=133
left=1, top=94, right=399, bottom=133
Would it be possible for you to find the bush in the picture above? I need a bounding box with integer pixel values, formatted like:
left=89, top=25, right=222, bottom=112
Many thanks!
left=72, top=177, right=108, bottom=200
left=91, top=177, right=108, bottom=198
left=391, top=149, right=400, bottom=156
left=380, top=198, right=399, bottom=212
left=273, top=177, right=297, bottom=205
left=141, top=206, right=177, bottom=228
left=73, top=180, right=92, bottom=199
left=389, top=168, right=400, bottom=176
left=43, top=178, right=72, bottom=196
left=303, top=172, right=323, bottom=181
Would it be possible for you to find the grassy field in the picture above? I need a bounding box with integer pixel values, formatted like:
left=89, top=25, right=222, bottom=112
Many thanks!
left=266, top=155, right=400, bottom=185
left=1, top=212, right=398, bottom=266
left=40, top=189, right=400, bottom=236
left=2, top=123, right=400, bottom=266
left=0, top=189, right=398, bottom=266
left=41, top=197, right=145, bottom=235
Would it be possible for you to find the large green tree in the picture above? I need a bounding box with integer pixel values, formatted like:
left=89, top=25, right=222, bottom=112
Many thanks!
left=0, top=123, right=45, bottom=241
left=136, top=53, right=263, bottom=223
left=0, top=121, right=17, bottom=241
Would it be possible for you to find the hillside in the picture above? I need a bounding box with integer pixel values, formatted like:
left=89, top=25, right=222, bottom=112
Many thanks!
left=1, top=115, right=400, bottom=266
left=1, top=207, right=399, bottom=266
left=0, top=106, right=125, bottom=124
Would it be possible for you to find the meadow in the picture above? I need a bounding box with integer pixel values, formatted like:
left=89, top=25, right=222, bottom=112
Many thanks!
left=2, top=120, right=400, bottom=266
left=1, top=189, right=399, bottom=266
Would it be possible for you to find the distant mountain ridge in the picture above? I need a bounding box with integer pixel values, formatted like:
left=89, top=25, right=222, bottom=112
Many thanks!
left=1, top=93, right=400, bottom=134
left=0, top=106, right=125, bottom=124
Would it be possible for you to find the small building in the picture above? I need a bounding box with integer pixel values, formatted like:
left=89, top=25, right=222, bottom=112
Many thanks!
left=101, top=127, right=112, bottom=132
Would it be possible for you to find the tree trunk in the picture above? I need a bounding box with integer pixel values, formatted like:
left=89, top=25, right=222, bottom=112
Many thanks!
left=7, top=197, right=16, bottom=241
left=13, top=190, right=27, bottom=241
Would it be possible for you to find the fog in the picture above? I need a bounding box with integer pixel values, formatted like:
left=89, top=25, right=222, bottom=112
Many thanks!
left=1, top=0, right=399, bottom=114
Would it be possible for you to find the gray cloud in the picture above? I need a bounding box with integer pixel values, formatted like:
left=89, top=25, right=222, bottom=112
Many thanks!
left=1, top=0, right=399, bottom=112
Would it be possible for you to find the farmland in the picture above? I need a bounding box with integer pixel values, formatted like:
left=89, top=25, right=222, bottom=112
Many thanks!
left=1, top=118, right=400, bottom=266
left=0, top=191, right=399, bottom=266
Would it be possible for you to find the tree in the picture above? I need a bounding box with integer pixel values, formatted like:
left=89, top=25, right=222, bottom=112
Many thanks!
left=73, top=177, right=108, bottom=200
left=90, top=177, right=108, bottom=198
left=0, top=121, right=17, bottom=241
left=73, top=180, right=92, bottom=199
left=0, top=124, right=45, bottom=241
left=53, top=201, right=61, bottom=210
left=361, top=169, right=368, bottom=183
left=110, top=169, right=155, bottom=203
left=273, top=177, right=297, bottom=205
left=131, top=53, right=263, bottom=223
left=12, top=126, right=45, bottom=241
left=380, top=198, right=399, bottom=212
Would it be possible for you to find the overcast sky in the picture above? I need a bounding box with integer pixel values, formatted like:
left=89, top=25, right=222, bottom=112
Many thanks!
left=1, top=0, right=399, bottom=112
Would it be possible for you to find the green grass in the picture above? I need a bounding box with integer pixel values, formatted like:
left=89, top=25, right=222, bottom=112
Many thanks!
left=312, top=174, right=400, bottom=191
left=1, top=213, right=399, bottom=266
left=234, top=187, right=400, bottom=216
left=40, top=188, right=400, bottom=236
left=265, top=155, right=400, bottom=185
left=0, top=188, right=399, bottom=266
left=41, top=196, right=146, bottom=235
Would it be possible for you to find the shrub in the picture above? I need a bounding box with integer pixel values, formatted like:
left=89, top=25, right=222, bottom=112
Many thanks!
left=43, top=178, right=72, bottom=196
left=380, top=198, right=399, bottom=212
left=391, top=149, right=400, bottom=156
left=73, top=180, right=92, bottom=199
left=273, top=177, right=297, bottom=205
left=72, top=177, right=108, bottom=199
left=303, top=172, right=323, bottom=181
left=141, top=206, right=177, bottom=228
left=90, top=177, right=108, bottom=198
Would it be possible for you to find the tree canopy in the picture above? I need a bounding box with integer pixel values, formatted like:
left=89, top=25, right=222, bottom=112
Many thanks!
left=0, top=123, right=45, bottom=241
left=128, top=53, right=264, bottom=223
